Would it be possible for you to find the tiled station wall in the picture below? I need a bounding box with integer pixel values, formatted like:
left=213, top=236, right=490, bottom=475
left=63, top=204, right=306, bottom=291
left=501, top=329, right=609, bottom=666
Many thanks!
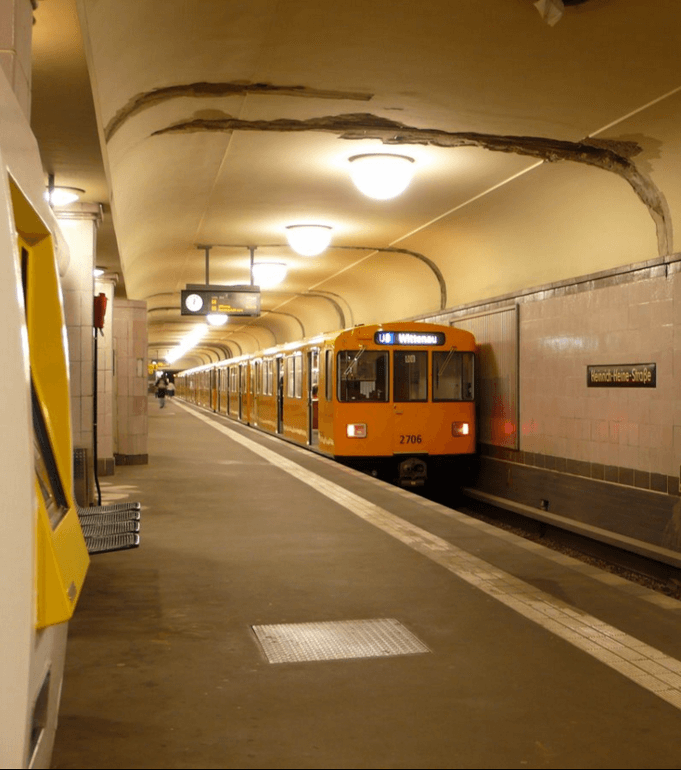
left=424, top=254, right=681, bottom=560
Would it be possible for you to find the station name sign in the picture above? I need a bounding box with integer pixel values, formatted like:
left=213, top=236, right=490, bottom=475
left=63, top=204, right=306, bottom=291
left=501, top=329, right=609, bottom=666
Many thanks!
left=587, top=363, right=656, bottom=388
left=181, top=284, right=261, bottom=317
left=374, top=331, right=446, bottom=346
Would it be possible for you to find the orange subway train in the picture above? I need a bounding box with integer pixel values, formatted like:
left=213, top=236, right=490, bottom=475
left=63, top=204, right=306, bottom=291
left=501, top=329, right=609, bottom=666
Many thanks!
left=176, top=322, right=476, bottom=487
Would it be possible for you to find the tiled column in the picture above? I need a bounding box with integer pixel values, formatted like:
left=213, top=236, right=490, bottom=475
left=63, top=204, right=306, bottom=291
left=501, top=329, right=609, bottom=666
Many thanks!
left=113, top=299, right=148, bottom=465
left=56, top=204, right=102, bottom=504
left=94, top=278, right=115, bottom=475
left=0, top=0, right=33, bottom=120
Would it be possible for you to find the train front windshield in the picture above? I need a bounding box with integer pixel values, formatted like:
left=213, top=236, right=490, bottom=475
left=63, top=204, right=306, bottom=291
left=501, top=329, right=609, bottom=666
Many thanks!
left=433, top=351, right=475, bottom=401
left=338, top=350, right=389, bottom=402
left=338, top=347, right=474, bottom=403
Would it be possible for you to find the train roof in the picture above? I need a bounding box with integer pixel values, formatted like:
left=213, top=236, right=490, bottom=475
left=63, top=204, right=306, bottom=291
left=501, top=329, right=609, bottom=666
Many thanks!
left=179, top=321, right=474, bottom=375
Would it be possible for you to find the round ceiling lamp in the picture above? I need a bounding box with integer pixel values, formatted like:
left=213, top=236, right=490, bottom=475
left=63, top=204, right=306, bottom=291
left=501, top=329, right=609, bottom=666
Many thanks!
left=253, top=261, right=288, bottom=289
left=285, top=224, right=333, bottom=257
left=206, top=313, right=228, bottom=327
left=44, top=186, right=84, bottom=206
left=348, top=154, right=415, bottom=200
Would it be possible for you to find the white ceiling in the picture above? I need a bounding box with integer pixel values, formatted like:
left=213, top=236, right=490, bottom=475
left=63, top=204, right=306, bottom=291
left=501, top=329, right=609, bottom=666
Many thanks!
left=30, top=0, right=681, bottom=366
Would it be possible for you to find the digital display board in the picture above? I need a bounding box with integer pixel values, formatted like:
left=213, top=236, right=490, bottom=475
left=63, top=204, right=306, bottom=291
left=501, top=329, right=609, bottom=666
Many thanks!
left=374, top=331, right=446, bottom=346
left=181, top=285, right=261, bottom=317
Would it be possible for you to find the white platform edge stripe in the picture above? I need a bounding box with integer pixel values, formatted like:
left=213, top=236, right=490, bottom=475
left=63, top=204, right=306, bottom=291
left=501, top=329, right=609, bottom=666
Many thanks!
left=178, top=402, right=681, bottom=711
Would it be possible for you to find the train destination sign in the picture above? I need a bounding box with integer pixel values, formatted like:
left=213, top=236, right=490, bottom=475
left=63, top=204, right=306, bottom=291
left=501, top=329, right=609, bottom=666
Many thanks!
left=587, top=363, right=656, bottom=388
left=181, top=285, right=261, bottom=317
left=374, top=331, right=446, bottom=346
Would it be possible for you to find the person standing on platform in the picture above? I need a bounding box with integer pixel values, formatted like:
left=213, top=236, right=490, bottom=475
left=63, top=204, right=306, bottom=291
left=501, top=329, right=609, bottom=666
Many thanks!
left=167, top=380, right=176, bottom=399
left=156, top=375, right=168, bottom=408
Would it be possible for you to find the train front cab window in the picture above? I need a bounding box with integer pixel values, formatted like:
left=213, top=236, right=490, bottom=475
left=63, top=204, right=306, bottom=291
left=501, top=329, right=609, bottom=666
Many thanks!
left=337, top=350, right=389, bottom=402
left=432, top=351, right=475, bottom=401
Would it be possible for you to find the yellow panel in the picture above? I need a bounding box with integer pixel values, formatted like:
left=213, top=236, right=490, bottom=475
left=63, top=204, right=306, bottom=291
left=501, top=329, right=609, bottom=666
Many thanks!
left=10, top=180, right=89, bottom=629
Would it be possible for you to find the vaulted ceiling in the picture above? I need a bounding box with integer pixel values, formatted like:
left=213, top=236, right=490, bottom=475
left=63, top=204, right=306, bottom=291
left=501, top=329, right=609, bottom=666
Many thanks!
left=30, top=0, right=681, bottom=367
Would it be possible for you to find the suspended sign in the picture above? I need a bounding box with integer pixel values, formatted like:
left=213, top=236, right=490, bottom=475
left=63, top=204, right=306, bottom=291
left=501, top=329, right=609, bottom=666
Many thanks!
left=181, top=284, right=261, bottom=317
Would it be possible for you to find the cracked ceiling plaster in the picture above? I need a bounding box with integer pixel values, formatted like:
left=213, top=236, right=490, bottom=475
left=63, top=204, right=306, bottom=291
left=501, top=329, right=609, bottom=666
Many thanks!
left=32, top=0, right=681, bottom=366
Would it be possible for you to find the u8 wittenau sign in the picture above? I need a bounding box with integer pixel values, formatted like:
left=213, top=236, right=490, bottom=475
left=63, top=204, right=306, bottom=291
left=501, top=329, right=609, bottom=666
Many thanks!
left=587, top=363, right=656, bottom=388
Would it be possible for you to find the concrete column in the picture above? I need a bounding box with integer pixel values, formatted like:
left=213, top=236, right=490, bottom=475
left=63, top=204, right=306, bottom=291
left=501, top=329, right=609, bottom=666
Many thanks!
left=56, top=203, right=102, bottom=504
left=0, top=0, right=33, bottom=120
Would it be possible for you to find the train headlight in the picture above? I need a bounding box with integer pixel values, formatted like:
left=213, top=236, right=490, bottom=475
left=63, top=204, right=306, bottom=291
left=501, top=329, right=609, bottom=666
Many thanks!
left=452, top=422, right=470, bottom=436
left=347, top=423, right=367, bottom=438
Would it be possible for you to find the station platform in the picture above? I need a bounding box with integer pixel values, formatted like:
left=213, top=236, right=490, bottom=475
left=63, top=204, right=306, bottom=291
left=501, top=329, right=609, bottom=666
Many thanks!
left=52, top=396, right=681, bottom=769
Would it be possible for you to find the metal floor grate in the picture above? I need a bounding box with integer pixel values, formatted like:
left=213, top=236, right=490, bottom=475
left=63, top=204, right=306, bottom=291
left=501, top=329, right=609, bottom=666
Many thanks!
left=252, top=618, right=430, bottom=664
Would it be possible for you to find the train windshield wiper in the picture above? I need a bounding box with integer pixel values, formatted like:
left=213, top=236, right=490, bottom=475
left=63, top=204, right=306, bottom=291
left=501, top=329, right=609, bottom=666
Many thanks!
left=343, top=346, right=365, bottom=377
left=436, top=347, right=456, bottom=380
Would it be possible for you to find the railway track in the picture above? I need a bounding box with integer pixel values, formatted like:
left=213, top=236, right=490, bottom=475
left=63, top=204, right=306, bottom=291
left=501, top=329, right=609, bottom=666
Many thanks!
left=420, top=487, right=681, bottom=600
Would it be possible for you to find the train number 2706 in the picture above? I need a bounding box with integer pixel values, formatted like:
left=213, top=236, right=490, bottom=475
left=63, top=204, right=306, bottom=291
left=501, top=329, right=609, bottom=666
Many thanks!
left=399, top=434, right=422, bottom=444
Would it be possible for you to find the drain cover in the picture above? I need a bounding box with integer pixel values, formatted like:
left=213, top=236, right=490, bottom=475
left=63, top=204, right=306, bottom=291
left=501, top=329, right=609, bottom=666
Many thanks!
left=252, top=618, right=430, bottom=663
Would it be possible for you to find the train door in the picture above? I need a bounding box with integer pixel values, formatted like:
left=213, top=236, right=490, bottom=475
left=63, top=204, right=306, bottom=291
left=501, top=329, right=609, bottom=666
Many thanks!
left=392, top=349, right=428, bottom=457
left=252, top=360, right=260, bottom=427
left=221, top=368, right=227, bottom=413
left=238, top=364, right=243, bottom=420
left=276, top=356, right=284, bottom=434
left=307, top=349, right=319, bottom=446
left=228, top=366, right=235, bottom=416
left=210, top=368, right=218, bottom=411
left=317, top=347, right=334, bottom=444
left=240, top=363, right=248, bottom=422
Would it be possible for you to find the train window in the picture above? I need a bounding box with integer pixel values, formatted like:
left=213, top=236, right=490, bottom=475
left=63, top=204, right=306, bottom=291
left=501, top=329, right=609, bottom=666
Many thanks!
left=294, top=354, right=303, bottom=398
left=285, top=357, right=292, bottom=397
left=432, top=351, right=475, bottom=401
left=262, top=361, right=267, bottom=395
left=310, top=349, right=319, bottom=395
left=393, top=351, right=427, bottom=402
left=337, top=350, right=388, bottom=402
left=267, top=360, right=274, bottom=395
left=325, top=350, right=333, bottom=401
left=285, top=355, right=303, bottom=398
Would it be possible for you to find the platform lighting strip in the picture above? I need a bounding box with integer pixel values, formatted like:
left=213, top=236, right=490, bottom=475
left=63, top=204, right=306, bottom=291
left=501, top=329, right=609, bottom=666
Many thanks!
left=177, top=400, right=681, bottom=712
left=165, top=325, right=207, bottom=364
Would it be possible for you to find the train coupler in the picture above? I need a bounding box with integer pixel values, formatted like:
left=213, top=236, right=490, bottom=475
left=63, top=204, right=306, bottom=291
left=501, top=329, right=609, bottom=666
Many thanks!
left=397, top=456, right=428, bottom=487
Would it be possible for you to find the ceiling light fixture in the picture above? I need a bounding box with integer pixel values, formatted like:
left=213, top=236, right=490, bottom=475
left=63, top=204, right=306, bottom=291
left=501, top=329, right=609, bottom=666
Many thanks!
left=93, top=267, right=105, bottom=277
left=206, top=313, right=228, bottom=327
left=44, top=186, right=84, bottom=207
left=252, top=261, right=288, bottom=289
left=348, top=153, right=415, bottom=200
left=285, top=225, right=333, bottom=257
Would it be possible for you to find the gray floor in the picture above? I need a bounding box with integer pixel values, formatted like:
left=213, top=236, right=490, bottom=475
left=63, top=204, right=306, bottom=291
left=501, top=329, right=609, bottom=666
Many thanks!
left=52, top=397, right=681, bottom=769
